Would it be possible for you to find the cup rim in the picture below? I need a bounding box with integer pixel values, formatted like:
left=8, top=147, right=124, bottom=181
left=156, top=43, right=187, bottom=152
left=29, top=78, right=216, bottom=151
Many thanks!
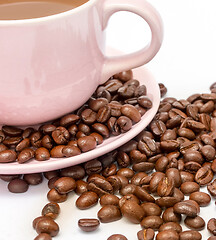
left=0, top=0, right=95, bottom=25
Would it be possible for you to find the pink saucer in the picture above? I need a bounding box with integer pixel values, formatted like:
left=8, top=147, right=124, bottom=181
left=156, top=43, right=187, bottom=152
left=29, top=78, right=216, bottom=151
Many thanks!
left=0, top=58, right=160, bottom=174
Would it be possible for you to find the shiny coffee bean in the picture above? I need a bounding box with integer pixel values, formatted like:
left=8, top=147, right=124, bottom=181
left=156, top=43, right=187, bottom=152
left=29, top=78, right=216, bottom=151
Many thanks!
left=141, top=216, right=163, bottom=230
left=189, top=191, right=211, bottom=206
left=179, top=230, right=202, bottom=240
left=23, top=173, right=43, bottom=185
left=50, top=146, right=64, bottom=158
left=180, top=182, right=200, bottom=195
left=42, top=202, right=60, bottom=219
left=117, top=168, right=134, bottom=179
left=137, top=228, right=155, bottom=240
left=60, top=165, right=85, bottom=180
left=2, top=125, right=23, bottom=137
left=47, top=188, right=67, bottom=203
left=76, top=191, right=98, bottom=210
left=75, top=180, right=88, bottom=195
left=121, top=104, right=141, bottom=123
left=15, top=138, right=30, bottom=152
left=173, top=201, right=198, bottom=217
left=114, top=70, right=133, bottom=82
left=208, top=218, right=216, bottom=235
left=53, top=177, right=76, bottom=194
left=184, top=216, right=205, bottom=230
left=207, top=179, right=216, bottom=197
left=195, top=166, right=213, bottom=185
left=141, top=202, right=162, bottom=216
left=162, top=207, right=181, bottom=223
left=107, top=234, right=128, bottom=240
left=0, top=149, right=17, bottom=163
left=84, top=159, right=102, bottom=175
left=98, top=205, right=122, bottom=223
left=78, top=218, right=100, bottom=232
left=0, top=174, right=19, bottom=182
left=159, top=222, right=182, bottom=233
left=35, top=218, right=59, bottom=237
left=8, top=178, right=29, bottom=193
left=156, top=230, right=179, bottom=240
left=35, top=148, right=50, bottom=161
left=100, top=194, right=119, bottom=207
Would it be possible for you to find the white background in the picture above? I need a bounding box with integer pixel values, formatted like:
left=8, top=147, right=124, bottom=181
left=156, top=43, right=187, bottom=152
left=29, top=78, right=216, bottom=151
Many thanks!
left=1, top=0, right=216, bottom=239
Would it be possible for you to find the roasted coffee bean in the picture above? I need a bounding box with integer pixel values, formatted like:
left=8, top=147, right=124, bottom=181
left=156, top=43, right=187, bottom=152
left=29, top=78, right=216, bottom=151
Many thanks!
left=179, top=230, right=202, bottom=240
left=124, top=79, right=139, bottom=87
left=90, top=132, right=103, bottom=145
left=87, top=176, right=113, bottom=196
left=160, top=140, right=179, bottom=152
left=155, top=157, right=169, bottom=172
left=166, top=115, right=182, bottom=128
left=77, top=136, right=97, bottom=152
left=162, top=207, right=181, bottom=223
left=44, top=171, right=59, bottom=180
left=22, top=128, right=34, bottom=139
left=159, top=222, right=182, bottom=233
left=207, top=179, right=216, bottom=197
left=76, top=191, right=98, bottom=209
left=121, top=104, right=141, bottom=123
left=42, top=202, right=60, bottom=219
left=48, top=177, right=60, bottom=190
left=0, top=174, right=19, bottom=182
left=107, top=234, right=128, bottom=240
left=141, top=216, right=163, bottom=230
left=59, top=114, right=79, bottom=127
left=0, top=143, right=8, bottom=152
left=92, top=123, right=109, bottom=138
left=184, top=200, right=200, bottom=213
left=141, top=202, right=162, bottom=216
left=180, top=182, right=200, bottom=195
left=81, top=108, right=97, bottom=124
left=104, top=79, right=123, bottom=93
left=17, top=148, right=35, bottom=164
left=133, top=162, right=155, bottom=173
left=35, top=147, right=50, bottom=161
left=119, top=194, right=140, bottom=208
left=137, top=96, right=152, bottom=109
left=138, top=136, right=158, bottom=157
left=23, top=173, right=43, bottom=185
left=177, top=128, right=195, bottom=140
left=156, top=230, right=179, bottom=240
left=108, top=102, right=122, bottom=117
left=0, top=149, right=17, bottom=163
left=75, top=180, right=88, bottom=195
left=131, top=172, right=147, bottom=185
left=78, top=123, right=91, bottom=135
left=184, top=161, right=201, bottom=174
left=120, top=200, right=145, bottom=223
left=118, top=85, right=136, bottom=99
left=107, top=175, right=122, bottom=193
left=160, top=129, right=177, bottom=141
left=156, top=197, right=179, bottom=208
left=33, top=216, right=52, bottom=230
left=89, top=98, right=109, bottom=112
left=62, top=145, right=81, bottom=157
left=157, top=177, right=175, bottom=197
left=34, top=233, right=52, bottom=240
left=8, top=178, right=29, bottom=193
left=195, top=166, right=213, bottom=185
left=208, top=218, right=216, bottom=235
left=39, top=124, right=56, bottom=135
left=150, top=120, right=166, bottom=137
left=135, top=186, right=155, bottom=202
left=50, top=146, right=64, bottom=158
left=137, top=228, right=155, bottom=240
left=180, top=171, right=195, bottom=183
left=117, top=116, right=133, bottom=133
left=185, top=104, right=199, bottom=120
left=184, top=216, right=205, bottom=230
left=41, top=135, right=53, bottom=149
left=119, top=184, right=136, bottom=196
left=173, top=188, right=184, bottom=202
left=166, top=168, right=181, bottom=188
left=96, top=105, right=111, bottom=123
left=47, top=188, right=67, bottom=203
left=173, top=201, right=198, bottom=217
left=35, top=218, right=59, bottom=237
left=98, top=205, right=122, bottom=223
left=117, top=168, right=134, bottom=179
left=100, top=194, right=119, bottom=206
left=189, top=191, right=211, bottom=206
left=15, top=138, right=30, bottom=152
left=114, top=70, right=133, bottom=82
left=183, top=150, right=203, bottom=164
left=84, top=159, right=102, bottom=175
left=78, top=218, right=100, bottom=232
left=212, top=159, right=216, bottom=172
left=30, top=131, right=43, bottom=148
left=116, top=152, right=130, bottom=168
left=201, top=145, right=216, bottom=161
left=2, top=125, right=23, bottom=137
left=53, top=177, right=76, bottom=194
left=51, top=127, right=70, bottom=145
left=60, top=165, right=85, bottom=180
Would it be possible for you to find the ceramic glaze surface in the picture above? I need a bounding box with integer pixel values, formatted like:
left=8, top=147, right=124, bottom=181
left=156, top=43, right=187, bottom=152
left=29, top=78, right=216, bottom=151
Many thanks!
left=0, top=0, right=163, bottom=125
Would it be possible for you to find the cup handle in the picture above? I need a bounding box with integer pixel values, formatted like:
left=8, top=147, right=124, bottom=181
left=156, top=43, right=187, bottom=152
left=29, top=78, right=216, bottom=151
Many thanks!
left=100, top=0, right=163, bottom=83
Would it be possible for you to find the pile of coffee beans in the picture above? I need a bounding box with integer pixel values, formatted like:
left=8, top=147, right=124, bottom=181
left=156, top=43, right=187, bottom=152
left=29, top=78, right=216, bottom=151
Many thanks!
left=2, top=71, right=216, bottom=239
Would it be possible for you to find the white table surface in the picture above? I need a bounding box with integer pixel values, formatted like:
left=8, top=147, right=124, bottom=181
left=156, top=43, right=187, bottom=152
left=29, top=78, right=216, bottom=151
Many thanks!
left=1, top=0, right=216, bottom=239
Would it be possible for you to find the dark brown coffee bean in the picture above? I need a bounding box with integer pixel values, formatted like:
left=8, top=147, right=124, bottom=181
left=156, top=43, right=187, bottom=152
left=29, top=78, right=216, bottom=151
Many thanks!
left=184, top=216, right=205, bottom=230
left=180, top=182, right=200, bottom=195
left=118, top=85, right=136, bottom=99
left=60, top=165, right=85, bottom=180
left=2, top=125, right=23, bottom=137
left=42, top=202, right=60, bottom=219
left=189, top=191, right=211, bottom=206
left=0, top=149, right=17, bottom=163
left=150, top=120, right=166, bottom=137
left=173, top=201, right=198, bottom=217
left=84, top=159, right=102, bottom=175
left=160, top=129, right=177, bottom=141
left=159, top=222, right=182, bottom=233
left=59, top=114, right=79, bottom=127
left=156, top=197, right=179, bottom=208
left=179, top=230, right=202, bottom=240
left=48, top=177, right=60, bottom=190
left=47, top=188, right=67, bottom=203
left=117, top=168, right=134, bottom=179
left=0, top=143, right=8, bottom=152
left=131, top=172, right=147, bottom=186
left=117, top=116, right=133, bottom=132
left=44, top=171, right=59, bottom=180
left=53, top=177, right=76, bottom=194
left=201, top=145, right=216, bottom=161
left=15, top=138, right=30, bottom=152
left=92, top=123, right=109, bottom=138
left=41, top=135, right=53, bottom=150
left=100, top=194, right=119, bottom=207
left=180, top=141, right=199, bottom=155
left=119, top=194, right=140, bottom=208
left=124, top=79, right=139, bottom=87
left=33, top=216, right=52, bottom=229
left=23, top=173, right=43, bottom=185
left=166, top=115, right=182, bottom=128
left=35, top=147, right=50, bottom=161
left=162, top=207, right=181, bottom=223
left=141, top=216, right=163, bottom=230
left=160, top=140, right=179, bottom=152
left=195, top=166, right=213, bottom=185
left=157, top=177, right=175, bottom=197
left=208, top=218, right=216, bottom=235
left=102, top=163, right=117, bottom=177
left=75, top=180, right=88, bottom=195
left=78, top=218, right=100, bottom=232
left=138, top=136, right=158, bottom=157
left=180, top=171, right=195, bottom=183
left=76, top=191, right=98, bottom=209
left=166, top=168, right=181, bottom=188
left=80, top=108, right=97, bottom=124
left=0, top=174, right=19, bottom=182
left=8, top=178, right=29, bottom=193
left=90, top=132, right=103, bottom=145
left=87, top=177, right=113, bottom=197
left=39, top=124, right=56, bottom=135
left=107, top=234, right=128, bottom=240
left=50, top=145, right=64, bottom=158
left=159, top=83, right=167, bottom=97
left=141, top=202, right=162, bottom=216
left=208, top=179, right=216, bottom=197
left=89, top=98, right=109, bottom=112
left=183, top=150, right=203, bottom=164
left=121, top=200, right=145, bottom=223
left=135, top=186, right=155, bottom=202
left=17, top=148, right=35, bottom=163
left=137, top=96, right=152, bottom=109
left=34, top=233, right=52, bottom=240
left=155, top=157, right=169, bottom=172
left=35, top=218, right=59, bottom=237
left=30, top=131, right=43, bottom=148
left=98, top=205, right=122, bottom=223
left=133, top=162, right=155, bottom=173
left=104, top=79, right=123, bottom=93
left=22, top=127, right=34, bottom=139
left=156, top=230, right=179, bottom=240
left=121, top=104, right=141, bottom=123
left=184, top=161, right=201, bottom=174
left=137, top=228, right=154, bottom=240
left=119, top=184, right=136, bottom=196
left=114, top=70, right=133, bottom=81
left=51, top=127, right=69, bottom=145
left=177, top=128, right=195, bottom=140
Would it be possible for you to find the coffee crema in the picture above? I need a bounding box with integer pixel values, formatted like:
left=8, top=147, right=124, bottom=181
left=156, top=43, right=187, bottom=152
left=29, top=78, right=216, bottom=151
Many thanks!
left=0, top=0, right=88, bottom=20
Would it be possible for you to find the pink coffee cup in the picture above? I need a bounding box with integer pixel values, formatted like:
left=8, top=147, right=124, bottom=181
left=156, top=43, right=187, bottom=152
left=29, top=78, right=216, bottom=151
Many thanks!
left=0, top=0, right=163, bottom=126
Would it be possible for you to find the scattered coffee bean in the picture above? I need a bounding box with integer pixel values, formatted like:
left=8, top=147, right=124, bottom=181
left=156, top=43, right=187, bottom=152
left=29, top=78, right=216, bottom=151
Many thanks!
left=189, top=191, right=211, bottom=206
left=184, top=215, right=205, bottom=230
left=208, top=218, right=216, bottom=235
left=8, top=178, right=29, bottom=193
left=156, top=229, right=179, bottom=240
left=179, top=230, right=202, bottom=240
left=107, top=234, right=128, bottom=240
left=97, top=205, right=122, bottom=223
left=34, top=233, right=52, bottom=240
left=78, top=218, right=100, bottom=232
left=35, top=218, right=59, bottom=237
left=137, top=228, right=155, bottom=240
left=42, top=202, right=60, bottom=219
